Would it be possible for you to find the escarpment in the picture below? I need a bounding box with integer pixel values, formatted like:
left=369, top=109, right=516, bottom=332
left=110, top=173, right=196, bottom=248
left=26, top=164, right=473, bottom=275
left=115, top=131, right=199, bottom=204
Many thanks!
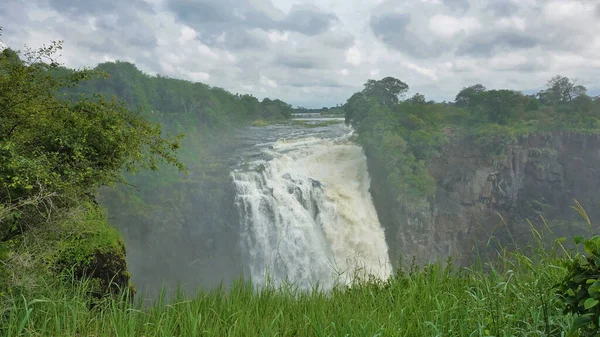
left=369, top=132, right=600, bottom=266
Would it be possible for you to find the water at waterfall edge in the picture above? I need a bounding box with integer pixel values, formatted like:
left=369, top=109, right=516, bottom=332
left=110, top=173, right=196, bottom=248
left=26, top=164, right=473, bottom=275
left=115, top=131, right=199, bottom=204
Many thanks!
left=231, top=119, right=392, bottom=290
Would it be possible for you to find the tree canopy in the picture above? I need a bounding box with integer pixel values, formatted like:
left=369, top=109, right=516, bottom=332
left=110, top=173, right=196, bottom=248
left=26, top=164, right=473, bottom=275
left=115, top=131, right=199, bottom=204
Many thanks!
left=538, top=75, right=587, bottom=106
left=0, top=41, right=183, bottom=240
left=344, top=75, right=600, bottom=203
left=345, top=77, right=409, bottom=126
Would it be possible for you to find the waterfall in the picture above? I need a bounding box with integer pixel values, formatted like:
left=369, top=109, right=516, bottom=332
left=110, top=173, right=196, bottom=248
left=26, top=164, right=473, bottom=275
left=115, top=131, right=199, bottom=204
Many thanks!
left=232, top=132, right=391, bottom=289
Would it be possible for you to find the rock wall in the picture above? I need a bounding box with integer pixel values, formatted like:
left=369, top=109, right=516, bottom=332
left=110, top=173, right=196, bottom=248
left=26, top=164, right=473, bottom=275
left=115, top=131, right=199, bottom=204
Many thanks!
left=369, top=132, right=600, bottom=267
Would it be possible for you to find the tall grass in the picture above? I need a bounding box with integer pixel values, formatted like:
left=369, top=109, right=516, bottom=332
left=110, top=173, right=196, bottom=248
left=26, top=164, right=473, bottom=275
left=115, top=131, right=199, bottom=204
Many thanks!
left=1, top=246, right=571, bottom=337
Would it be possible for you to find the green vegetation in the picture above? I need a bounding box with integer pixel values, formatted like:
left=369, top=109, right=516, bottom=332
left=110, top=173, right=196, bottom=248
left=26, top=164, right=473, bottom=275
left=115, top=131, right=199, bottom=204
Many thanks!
left=344, top=76, right=600, bottom=203
left=0, top=38, right=182, bottom=298
left=294, top=105, right=344, bottom=115
left=557, top=202, right=600, bottom=336
left=2, top=247, right=573, bottom=336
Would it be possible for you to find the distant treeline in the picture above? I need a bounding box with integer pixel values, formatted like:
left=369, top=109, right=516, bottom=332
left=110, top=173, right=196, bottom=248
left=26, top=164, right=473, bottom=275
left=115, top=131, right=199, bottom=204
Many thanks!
left=55, top=61, right=293, bottom=130
left=293, top=106, right=344, bottom=115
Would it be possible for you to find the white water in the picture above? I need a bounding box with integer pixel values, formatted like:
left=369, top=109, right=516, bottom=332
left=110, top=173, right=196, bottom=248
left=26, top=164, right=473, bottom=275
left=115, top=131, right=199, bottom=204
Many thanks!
left=232, top=128, right=392, bottom=289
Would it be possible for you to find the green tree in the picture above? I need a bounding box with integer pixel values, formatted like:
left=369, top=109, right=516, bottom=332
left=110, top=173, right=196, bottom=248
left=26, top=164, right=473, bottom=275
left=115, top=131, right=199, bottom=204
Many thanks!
left=344, top=77, right=409, bottom=126
left=408, top=93, right=426, bottom=105
left=0, top=40, right=183, bottom=240
left=455, top=84, right=486, bottom=108
left=478, top=90, right=527, bottom=125
left=538, top=75, right=587, bottom=106
left=363, top=76, right=409, bottom=107
left=344, top=92, right=370, bottom=126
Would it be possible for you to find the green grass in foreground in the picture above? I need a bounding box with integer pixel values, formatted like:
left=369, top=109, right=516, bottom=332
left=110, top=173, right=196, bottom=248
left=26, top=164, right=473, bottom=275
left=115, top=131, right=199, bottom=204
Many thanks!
left=2, top=249, right=572, bottom=337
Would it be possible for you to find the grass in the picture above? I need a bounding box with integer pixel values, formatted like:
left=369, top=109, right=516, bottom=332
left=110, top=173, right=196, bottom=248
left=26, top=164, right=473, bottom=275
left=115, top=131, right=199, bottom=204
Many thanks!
left=1, top=247, right=573, bottom=336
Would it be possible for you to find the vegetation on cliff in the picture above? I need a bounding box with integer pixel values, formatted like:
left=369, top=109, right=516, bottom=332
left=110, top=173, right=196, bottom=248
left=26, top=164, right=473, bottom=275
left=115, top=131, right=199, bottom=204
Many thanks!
left=0, top=37, right=185, bottom=300
left=344, top=75, right=600, bottom=203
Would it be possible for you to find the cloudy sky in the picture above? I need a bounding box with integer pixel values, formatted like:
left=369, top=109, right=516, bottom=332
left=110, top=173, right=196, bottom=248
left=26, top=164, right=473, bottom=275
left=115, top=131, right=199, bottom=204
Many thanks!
left=2, top=0, right=599, bottom=107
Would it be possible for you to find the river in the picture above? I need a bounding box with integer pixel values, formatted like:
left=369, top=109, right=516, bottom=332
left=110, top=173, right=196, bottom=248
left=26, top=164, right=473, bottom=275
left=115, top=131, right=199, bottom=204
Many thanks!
left=230, top=118, right=392, bottom=289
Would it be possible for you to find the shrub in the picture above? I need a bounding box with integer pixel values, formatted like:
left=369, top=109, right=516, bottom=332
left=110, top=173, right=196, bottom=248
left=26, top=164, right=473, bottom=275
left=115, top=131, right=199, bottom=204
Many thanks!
left=557, top=202, right=600, bottom=336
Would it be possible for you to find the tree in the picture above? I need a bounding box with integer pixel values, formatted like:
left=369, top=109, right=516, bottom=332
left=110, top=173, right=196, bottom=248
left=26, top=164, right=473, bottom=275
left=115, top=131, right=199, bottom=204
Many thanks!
left=344, top=77, right=409, bottom=126
left=571, top=94, right=594, bottom=113
left=524, top=95, right=540, bottom=111
left=363, top=76, right=409, bottom=107
left=0, top=40, right=183, bottom=240
left=479, top=90, right=526, bottom=125
left=344, top=92, right=369, bottom=125
left=538, top=75, right=587, bottom=105
left=408, top=93, right=426, bottom=105
left=455, top=84, right=486, bottom=108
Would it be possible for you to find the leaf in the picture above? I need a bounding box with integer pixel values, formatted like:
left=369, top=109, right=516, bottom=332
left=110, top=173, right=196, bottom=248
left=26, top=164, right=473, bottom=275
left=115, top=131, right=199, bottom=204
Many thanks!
left=575, top=236, right=585, bottom=245
left=584, top=298, right=598, bottom=310
left=589, top=281, right=600, bottom=296
left=571, top=315, right=593, bottom=332
left=585, top=236, right=600, bottom=256
left=574, top=272, right=589, bottom=284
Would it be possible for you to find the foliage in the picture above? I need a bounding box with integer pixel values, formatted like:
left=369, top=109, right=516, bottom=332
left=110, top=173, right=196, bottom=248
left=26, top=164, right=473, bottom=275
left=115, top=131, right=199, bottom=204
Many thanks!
left=539, top=75, right=588, bottom=106
left=1, top=202, right=131, bottom=300
left=344, top=79, right=445, bottom=202
left=0, top=42, right=183, bottom=241
left=472, top=124, right=517, bottom=158
left=557, top=202, right=600, bottom=336
left=0, top=35, right=184, bottom=300
left=345, top=74, right=600, bottom=205
left=455, top=84, right=487, bottom=108
left=362, top=76, right=409, bottom=107
left=293, top=105, right=344, bottom=115
left=56, top=61, right=293, bottom=127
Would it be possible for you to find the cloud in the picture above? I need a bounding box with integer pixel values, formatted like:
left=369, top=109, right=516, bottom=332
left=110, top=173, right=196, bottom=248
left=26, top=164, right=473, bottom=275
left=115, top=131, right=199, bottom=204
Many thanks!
left=442, top=0, right=470, bottom=12
left=283, top=6, right=337, bottom=36
left=47, top=0, right=154, bottom=16
left=1, top=0, right=599, bottom=108
left=486, top=0, right=519, bottom=17
left=429, top=14, right=481, bottom=38
left=214, top=30, right=267, bottom=50
left=457, top=31, right=540, bottom=57
left=370, top=12, right=447, bottom=58
left=167, top=0, right=337, bottom=39
left=275, top=54, right=328, bottom=69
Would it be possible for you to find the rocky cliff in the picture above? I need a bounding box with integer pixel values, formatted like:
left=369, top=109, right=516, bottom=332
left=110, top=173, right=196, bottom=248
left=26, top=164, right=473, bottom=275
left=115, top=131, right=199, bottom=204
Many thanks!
left=369, top=131, right=600, bottom=267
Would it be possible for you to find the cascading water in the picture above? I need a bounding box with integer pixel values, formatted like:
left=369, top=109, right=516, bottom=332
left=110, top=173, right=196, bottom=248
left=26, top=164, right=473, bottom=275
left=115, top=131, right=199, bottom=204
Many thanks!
left=232, top=124, right=391, bottom=289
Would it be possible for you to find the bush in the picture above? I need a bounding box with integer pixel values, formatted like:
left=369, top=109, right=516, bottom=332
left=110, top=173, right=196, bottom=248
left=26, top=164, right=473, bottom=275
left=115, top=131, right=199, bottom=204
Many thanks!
left=472, top=124, right=516, bottom=159
left=557, top=202, right=600, bottom=336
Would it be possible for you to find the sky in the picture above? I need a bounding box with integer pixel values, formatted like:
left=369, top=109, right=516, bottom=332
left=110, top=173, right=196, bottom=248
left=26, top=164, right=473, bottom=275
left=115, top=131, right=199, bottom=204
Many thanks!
left=1, top=0, right=600, bottom=108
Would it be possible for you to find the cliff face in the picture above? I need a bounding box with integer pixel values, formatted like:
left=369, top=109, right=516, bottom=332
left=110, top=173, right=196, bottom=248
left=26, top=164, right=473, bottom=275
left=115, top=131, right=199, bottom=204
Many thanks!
left=369, top=132, right=600, bottom=266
